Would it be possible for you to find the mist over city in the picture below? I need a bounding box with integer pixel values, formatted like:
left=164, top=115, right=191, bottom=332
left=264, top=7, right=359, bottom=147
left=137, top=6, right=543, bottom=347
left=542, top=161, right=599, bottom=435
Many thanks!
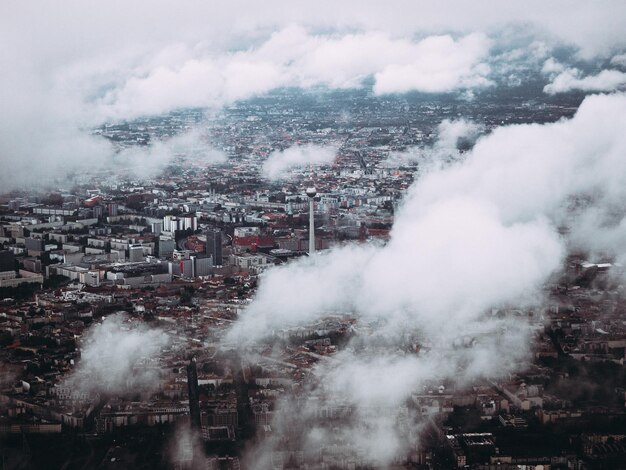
left=1, top=1, right=626, bottom=469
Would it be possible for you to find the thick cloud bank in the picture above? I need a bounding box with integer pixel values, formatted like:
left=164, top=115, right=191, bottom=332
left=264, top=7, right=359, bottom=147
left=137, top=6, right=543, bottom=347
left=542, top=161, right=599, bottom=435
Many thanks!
left=97, top=28, right=492, bottom=120
left=231, top=92, right=626, bottom=340
left=3, top=1, right=626, bottom=190
left=229, top=92, right=626, bottom=464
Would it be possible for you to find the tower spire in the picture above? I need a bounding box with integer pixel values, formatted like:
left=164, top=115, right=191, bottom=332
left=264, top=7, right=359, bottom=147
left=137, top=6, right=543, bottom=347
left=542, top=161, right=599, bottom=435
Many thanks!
left=306, top=162, right=316, bottom=254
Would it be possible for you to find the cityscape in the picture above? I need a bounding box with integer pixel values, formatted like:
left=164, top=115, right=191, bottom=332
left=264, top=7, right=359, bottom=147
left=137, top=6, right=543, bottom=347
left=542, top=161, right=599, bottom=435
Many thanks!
left=1, top=2, right=626, bottom=469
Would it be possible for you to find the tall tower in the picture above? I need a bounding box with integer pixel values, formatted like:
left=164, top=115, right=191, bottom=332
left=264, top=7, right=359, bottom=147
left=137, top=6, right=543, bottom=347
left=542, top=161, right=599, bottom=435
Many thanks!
left=306, top=186, right=317, bottom=254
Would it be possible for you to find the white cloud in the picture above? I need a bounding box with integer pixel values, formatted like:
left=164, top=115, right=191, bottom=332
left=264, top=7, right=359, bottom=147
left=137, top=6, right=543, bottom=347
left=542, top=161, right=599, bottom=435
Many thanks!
left=2, top=2, right=626, bottom=189
left=385, top=118, right=484, bottom=167
left=541, top=57, right=566, bottom=74
left=98, top=29, right=493, bottom=120
left=611, top=52, right=626, bottom=67
left=229, top=93, right=626, bottom=464
left=0, top=122, right=224, bottom=191
left=64, top=314, right=170, bottom=397
left=373, top=33, right=492, bottom=94
left=437, top=118, right=485, bottom=149
left=233, top=92, right=626, bottom=342
left=114, top=129, right=227, bottom=180
left=229, top=200, right=560, bottom=343
left=261, top=143, right=337, bottom=180
left=99, top=55, right=288, bottom=119
left=544, top=67, right=626, bottom=94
